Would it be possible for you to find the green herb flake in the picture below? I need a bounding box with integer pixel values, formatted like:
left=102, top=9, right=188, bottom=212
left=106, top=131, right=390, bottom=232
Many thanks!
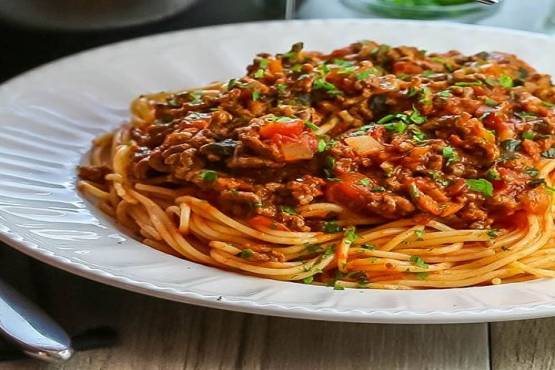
left=484, top=98, right=498, bottom=107
left=303, top=276, right=314, bottom=284
left=304, top=120, right=319, bottom=131
left=317, top=138, right=327, bottom=152
left=499, top=75, right=514, bottom=89
left=414, top=229, right=425, bottom=241
left=408, top=183, right=420, bottom=199
left=409, top=106, right=426, bottom=124
left=361, top=243, right=376, bottom=250
left=515, top=111, right=538, bottom=122
left=542, top=148, right=555, bottom=158
left=454, top=81, right=482, bottom=87
left=279, top=205, right=297, bottom=215
left=371, top=186, right=386, bottom=193
left=419, top=86, right=433, bottom=106
left=437, top=90, right=452, bottom=98
left=344, top=227, right=359, bottom=247
left=323, top=221, right=342, bottom=233
left=484, top=78, right=497, bottom=87
left=442, top=146, right=459, bottom=165
left=252, top=90, right=261, bottom=101
left=238, top=249, right=254, bottom=259
left=384, top=121, right=407, bottom=134
left=275, top=83, right=287, bottom=93
left=357, top=178, right=371, bottom=187
left=313, top=78, right=342, bottom=96
left=465, top=178, right=494, bottom=197
left=487, top=229, right=498, bottom=238
left=525, top=167, right=539, bottom=177
left=189, top=91, right=203, bottom=104
left=355, top=68, right=378, bottom=80
left=200, top=170, right=218, bottom=182
left=522, top=131, right=535, bottom=140
left=254, top=69, right=265, bottom=79
left=501, top=139, right=521, bottom=153
left=486, top=168, right=501, bottom=181
left=333, top=282, right=345, bottom=290
left=377, top=114, right=395, bottom=124
left=291, top=64, right=303, bottom=73
left=409, top=255, right=428, bottom=269
left=325, top=156, right=336, bottom=169
left=421, top=70, right=434, bottom=77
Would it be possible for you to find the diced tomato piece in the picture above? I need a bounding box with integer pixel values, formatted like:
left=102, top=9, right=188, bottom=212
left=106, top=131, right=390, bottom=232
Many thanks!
left=326, top=173, right=368, bottom=212
left=392, top=61, right=423, bottom=74
left=279, top=132, right=317, bottom=161
left=259, top=119, right=305, bottom=139
left=248, top=215, right=289, bottom=231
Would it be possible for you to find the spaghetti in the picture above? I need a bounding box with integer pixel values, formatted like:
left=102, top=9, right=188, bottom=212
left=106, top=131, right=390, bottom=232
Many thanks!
left=78, top=41, right=555, bottom=289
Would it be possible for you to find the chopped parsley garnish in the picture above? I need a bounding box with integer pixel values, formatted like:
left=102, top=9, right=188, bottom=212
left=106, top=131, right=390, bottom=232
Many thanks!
left=357, top=178, right=371, bottom=187
left=325, top=156, right=336, bottom=169
left=421, top=70, right=434, bottom=77
left=361, top=243, right=376, bottom=250
left=303, top=276, right=314, bottom=284
left=408, top=183, right=421, bottom=199
left=499, top=75, right=514, bottom=89
left=252, top=90, right=261, bottom=101
left=371, top=186, right=386, bottom=192
left=442, top=146, right=459, bottom=165
left=279, top=205, right=297, bottom=215
left=414, top=229, right=425, bottom=241
left=304, top=120, right=319, bottom=131
left=522, top=131, right=536, bottom=140
left=377, top=114, right=395, bottom=124
left=409, top=255, right=428, bottom=269
left=355, top=68, right=378, bottom=80
left=437, top=90, right=452, bottom=98
left=419, top=86, right=433, bottom=106
left=454, top=81, right=482, bottom=87
left=189, top=91, right=203, bottom=104
left=484, top=78, right=497, bottom=87
left=283, top=41, right=304, bottom=60
left=200, top=170, right=218, bottom=182
left=344, top=226, right=359, bottom=245
left=484, top=97, right=498, bottom=107
left=411, top=128, right=427, bottom=143
left=259, top=59, right=269, bottom=69
left=515, top=111, right=537, bottom=121
left=333, top=282, right=345, bottom=290
left=254, top=69, right=265, bottom=79
left=501, top=139, right=521, bottom=153
left=313, top=78, right=342, bottom=96
left=487, top=229, right=498, bottom=238
left=323, top=221, right=342, bottom=233
left=542, top=101, right=555, bottom=108
left=409, top=106, right=426, bottom=124
left=317, top=138, right=327, bottom=152
left=238, top=249, right=254, bottom=259
left=525, top=168, right=539, bottom=177
left=275, top=83, right=287, bottom=93
left=486, top=168, right=501, bottom=181
left=542, top=148, right=555, bottom=158
left=384, top=121, right=407, bottom=134
left=227, top=79, right=237, bottom=90
left=465, top=178, right=494, bottom=197
left=291, top=64, right=303, bottom=73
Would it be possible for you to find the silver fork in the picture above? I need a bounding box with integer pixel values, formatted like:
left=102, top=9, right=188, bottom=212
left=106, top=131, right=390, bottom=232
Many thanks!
left=476, top=0, right=500, bottom=4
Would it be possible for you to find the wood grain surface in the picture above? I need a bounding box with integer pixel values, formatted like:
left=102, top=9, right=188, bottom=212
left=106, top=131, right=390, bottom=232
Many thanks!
left=0, top=246, right=552, bottom=370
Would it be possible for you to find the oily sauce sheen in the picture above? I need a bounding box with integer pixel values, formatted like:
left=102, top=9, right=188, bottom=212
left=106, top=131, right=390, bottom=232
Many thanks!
left=85, top=41, right=555, bottom=233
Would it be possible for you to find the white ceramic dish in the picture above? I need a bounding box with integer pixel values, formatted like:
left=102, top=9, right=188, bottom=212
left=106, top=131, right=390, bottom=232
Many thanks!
left=2, top=19, right=555, bottom=324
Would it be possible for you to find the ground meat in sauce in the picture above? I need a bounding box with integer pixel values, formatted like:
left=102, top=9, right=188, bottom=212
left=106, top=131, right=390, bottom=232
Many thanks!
left=86, top=41, right=555, bottom=231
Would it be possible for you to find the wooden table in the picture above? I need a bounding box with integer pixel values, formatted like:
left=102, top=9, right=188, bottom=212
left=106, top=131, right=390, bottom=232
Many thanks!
left=0, top=246, right=553, bottom=370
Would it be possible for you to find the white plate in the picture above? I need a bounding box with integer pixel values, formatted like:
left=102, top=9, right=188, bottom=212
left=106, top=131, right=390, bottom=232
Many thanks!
left=2, top=19, right=555, bottom=324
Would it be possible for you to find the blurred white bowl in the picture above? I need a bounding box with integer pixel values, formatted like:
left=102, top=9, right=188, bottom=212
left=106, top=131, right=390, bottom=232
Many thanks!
left=0, top=0, right=198, bottom=30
